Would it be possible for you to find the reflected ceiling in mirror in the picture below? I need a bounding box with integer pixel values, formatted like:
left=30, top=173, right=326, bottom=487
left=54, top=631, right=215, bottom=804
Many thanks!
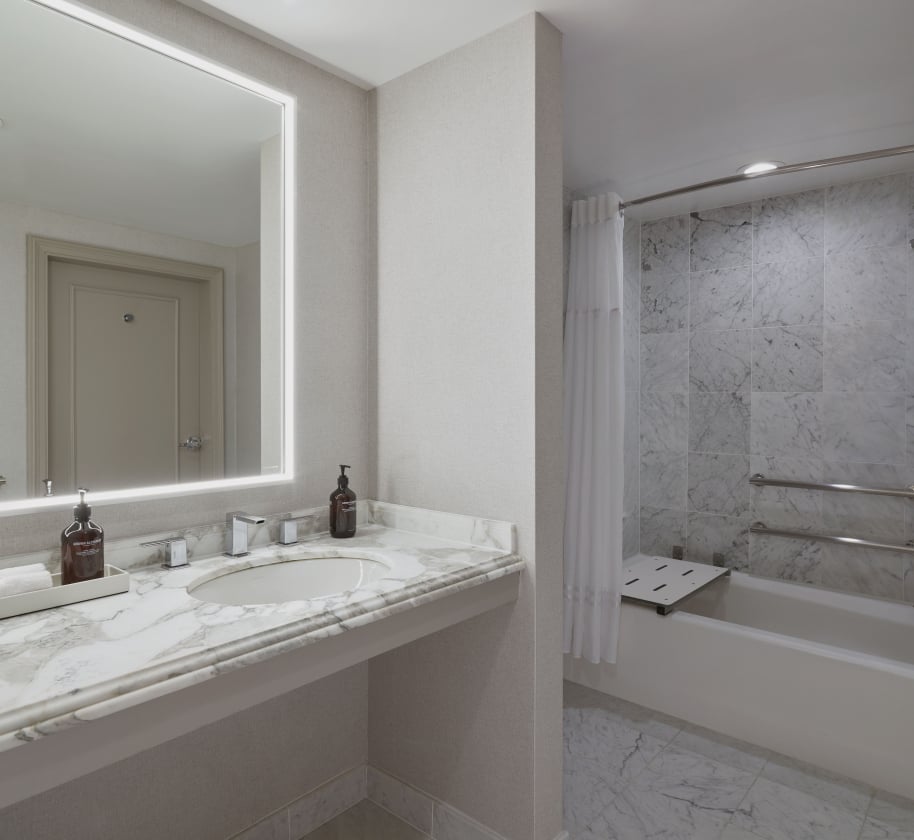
left=0, top=0, right=295, bottom=512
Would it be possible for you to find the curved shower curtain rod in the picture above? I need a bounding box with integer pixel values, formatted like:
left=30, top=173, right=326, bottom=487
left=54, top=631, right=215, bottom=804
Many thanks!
left=618, top=143, right=914, bottom=211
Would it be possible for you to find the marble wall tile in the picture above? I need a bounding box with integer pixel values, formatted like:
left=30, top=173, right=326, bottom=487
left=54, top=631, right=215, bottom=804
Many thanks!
left=640, top=391, right=688, bottom=454
left=690, top=392, right=750, bottom=454
left=640, top=507, right=687, bottom=557
left=623, top=280, right=640, bottom=339
left=641, top=272, right=689, bottom=333
left=820, top=462, right=910, bottom=542
left=690, top=203, right=753, bottom=271
left=641, top=331, right=689, bottom=392
left=624, top=390, right=641, bottom=517
left=691, top=266, right=753, bottom=331
left=690, top=330, right=751, bottom=392
left=623, top=513, right=640, bottom=560
left=753, top=189, right=825, bottom=264
left=687, top=512, right=750, bottom=569
left=749, top=455, right=824, bottom=531
left=753, top=259, right=824, bottom=327
left=824, top=321, right=906, bottom=392
left=824, top=246, right=908, bottom=325
left=687, top=453, right=750, bottom=516
left=825, top=173, right=910, bottom=254
left=624, top=212, right=640, bottom=273
left=752, top=325, right=823, bottom=392
left=816, top=544, right=906, bottom=600
left=821, top=490, right=905, bottom=544
left=641, top=215, right=690, bottom=275
left=907, top=397, right=914, bottom=465
left=750, top=534, right=824, bottom=584
left=751, top=392, right=822, bottom=459
left=625, top=310, right=640, bottom=390
left=821, top=392, right=906, bottom=464
left=908, top=320, right=914, bottom=391
left=640, top=453, right=687, bottom=509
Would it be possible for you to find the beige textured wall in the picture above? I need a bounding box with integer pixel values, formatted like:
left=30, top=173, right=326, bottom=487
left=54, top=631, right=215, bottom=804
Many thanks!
left=0, top=0, right=371, bottom=555
left=0, top=665, right=368, bottom=840
left=368, top=15, right=564, bottom=840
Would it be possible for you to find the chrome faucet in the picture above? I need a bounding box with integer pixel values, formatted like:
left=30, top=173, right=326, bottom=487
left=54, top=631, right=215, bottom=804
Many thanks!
left=224, top=512, right=266, bottom=558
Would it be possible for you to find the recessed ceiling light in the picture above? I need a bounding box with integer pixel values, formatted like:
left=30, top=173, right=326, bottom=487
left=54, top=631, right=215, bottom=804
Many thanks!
left=739, top=161, right=783, bottom=175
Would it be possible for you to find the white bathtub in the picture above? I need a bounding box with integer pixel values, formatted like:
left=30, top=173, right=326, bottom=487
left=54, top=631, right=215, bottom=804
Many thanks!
left=564, top=565, right=914, bottom=800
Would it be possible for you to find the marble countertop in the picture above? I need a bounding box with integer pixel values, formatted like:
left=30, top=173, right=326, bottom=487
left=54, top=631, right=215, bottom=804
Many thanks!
left=0, top=506, right=522, bottom=752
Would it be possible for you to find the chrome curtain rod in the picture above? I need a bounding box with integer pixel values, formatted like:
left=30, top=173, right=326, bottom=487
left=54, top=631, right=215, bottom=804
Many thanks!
left=618, top=143, right=914, bottom=210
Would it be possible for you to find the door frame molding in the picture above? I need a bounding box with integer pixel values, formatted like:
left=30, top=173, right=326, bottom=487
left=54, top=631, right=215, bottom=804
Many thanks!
left=27, top=235, right=225, bottom=496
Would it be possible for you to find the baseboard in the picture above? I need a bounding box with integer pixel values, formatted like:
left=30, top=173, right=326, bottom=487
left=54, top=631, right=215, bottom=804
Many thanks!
left=232, top=762, right=519, bottom=840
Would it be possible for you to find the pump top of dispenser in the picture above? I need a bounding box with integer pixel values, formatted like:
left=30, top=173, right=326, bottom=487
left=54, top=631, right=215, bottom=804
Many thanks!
left=74, top=488, right=92, bottom=522
left=337, top=465, right=351, bottom=489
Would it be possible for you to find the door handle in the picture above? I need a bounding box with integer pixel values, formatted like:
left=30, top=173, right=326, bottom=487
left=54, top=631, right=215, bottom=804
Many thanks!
left=179, top=436, right=203, bottom=451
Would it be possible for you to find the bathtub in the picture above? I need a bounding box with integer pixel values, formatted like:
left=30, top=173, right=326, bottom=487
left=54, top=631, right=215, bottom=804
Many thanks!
left=564, top=563, right=914, bottom=800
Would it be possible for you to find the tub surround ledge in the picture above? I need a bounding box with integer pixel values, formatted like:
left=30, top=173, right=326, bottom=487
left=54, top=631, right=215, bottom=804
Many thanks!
left=0, top=502, right=523, bottom=753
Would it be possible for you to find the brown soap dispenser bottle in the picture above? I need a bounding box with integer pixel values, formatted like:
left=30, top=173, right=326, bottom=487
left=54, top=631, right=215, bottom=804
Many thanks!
left=61, top=488, right=105, bottom=585
left=329, top=465, right=357, bottom=539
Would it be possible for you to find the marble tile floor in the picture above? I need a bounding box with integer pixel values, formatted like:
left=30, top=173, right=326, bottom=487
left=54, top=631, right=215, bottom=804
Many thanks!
left=564, top=681, right=914, bottom=840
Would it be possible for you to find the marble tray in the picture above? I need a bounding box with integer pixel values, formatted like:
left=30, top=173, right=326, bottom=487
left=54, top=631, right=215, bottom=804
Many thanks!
left=0, top=565, right=129, bottom=620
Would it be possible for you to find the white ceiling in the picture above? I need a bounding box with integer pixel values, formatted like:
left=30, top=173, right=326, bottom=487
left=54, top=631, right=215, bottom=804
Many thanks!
left=185, top=0, right=914, bottom=219
left=0, top=0, right=280, bottom=247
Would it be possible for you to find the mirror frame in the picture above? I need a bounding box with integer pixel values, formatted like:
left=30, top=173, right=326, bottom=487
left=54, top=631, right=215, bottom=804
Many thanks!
left=0, top=0, right=296, bottom=516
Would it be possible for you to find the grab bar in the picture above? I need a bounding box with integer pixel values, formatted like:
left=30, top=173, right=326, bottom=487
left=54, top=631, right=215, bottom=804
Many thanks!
left=750, top=522, right=914, bottom=555
left=750, top=474, right=914, bottom=499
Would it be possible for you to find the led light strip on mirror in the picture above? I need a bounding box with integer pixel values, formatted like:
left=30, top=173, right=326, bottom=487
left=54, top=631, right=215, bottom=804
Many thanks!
left=0, top=0, right=297, bottom=515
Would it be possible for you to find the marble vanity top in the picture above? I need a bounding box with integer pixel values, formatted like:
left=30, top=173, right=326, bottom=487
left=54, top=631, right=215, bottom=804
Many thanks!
left=0, top=503, right=522, bottom=752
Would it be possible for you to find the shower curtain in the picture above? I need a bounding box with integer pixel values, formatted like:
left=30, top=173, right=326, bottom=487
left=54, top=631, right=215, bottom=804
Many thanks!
left=563, top=193, right=624, bottom=665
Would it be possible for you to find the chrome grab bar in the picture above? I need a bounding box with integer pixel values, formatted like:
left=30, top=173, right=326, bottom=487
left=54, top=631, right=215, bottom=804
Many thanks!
left=750, top=473, right=914, bottom=499
left=750, top=522, right=914, bottom=555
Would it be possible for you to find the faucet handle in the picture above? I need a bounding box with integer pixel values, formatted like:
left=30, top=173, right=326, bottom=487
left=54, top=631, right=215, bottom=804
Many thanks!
left=141, top=537, right=189, bottom=569
left=279, top=515, right=311, bottom=546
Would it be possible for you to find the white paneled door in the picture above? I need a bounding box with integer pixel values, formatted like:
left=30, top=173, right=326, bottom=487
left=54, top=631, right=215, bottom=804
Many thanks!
left=46, top=259, right=213, bottom=493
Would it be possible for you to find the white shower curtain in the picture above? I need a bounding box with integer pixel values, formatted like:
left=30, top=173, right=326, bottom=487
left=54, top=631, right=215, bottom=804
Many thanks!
left=563, top=193, right=624, bottom=665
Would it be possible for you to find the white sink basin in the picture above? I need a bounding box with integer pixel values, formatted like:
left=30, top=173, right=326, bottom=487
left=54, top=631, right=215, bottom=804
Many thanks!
left=188, top=556, right=390, bottom=606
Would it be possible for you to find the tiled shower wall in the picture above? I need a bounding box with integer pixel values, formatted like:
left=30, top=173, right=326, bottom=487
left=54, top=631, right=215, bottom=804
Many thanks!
left=630, top=171, right=914, bottom=602
left=622, top=220, right=641, bottom=558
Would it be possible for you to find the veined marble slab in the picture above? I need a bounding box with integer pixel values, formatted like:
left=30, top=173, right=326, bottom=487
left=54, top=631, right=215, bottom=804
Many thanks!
left=0, top=508, right=522, bottom=753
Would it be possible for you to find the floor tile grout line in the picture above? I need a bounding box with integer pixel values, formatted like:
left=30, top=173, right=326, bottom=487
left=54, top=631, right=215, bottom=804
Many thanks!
left=855, top=790, right=878, bottom=840
left=717, top=754, right=778, bottom=839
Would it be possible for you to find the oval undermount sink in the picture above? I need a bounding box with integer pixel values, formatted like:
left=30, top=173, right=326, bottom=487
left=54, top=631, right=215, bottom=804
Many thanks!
left=188, top=557, right=390, bottom=606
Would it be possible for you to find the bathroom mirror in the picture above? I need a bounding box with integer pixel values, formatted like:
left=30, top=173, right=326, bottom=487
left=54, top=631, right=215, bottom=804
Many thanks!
left=0, top=0, right=295, bottom=510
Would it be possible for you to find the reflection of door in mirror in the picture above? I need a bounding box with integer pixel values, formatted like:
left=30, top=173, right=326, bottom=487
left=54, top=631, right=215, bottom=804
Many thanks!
left=29, top=238, right=225, bottom=496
